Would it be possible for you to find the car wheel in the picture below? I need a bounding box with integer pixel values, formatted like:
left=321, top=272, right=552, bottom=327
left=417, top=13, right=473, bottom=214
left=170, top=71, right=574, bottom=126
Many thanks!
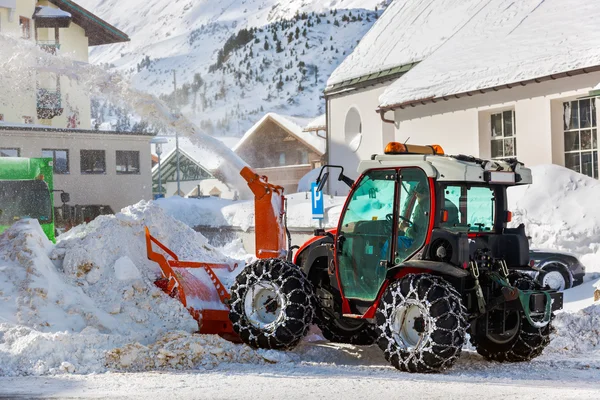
left=539, top=263, right=571, bottom=291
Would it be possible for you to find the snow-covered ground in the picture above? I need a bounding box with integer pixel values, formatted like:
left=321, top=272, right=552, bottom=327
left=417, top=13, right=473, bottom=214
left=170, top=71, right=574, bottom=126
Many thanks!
left=1, top=164, right=600, bottom=398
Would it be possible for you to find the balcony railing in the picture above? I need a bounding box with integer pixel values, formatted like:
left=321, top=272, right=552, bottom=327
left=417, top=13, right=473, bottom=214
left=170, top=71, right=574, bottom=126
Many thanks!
left=37, top=88, right=63, bottom=119
left=37, top=41, right=60, bottom=55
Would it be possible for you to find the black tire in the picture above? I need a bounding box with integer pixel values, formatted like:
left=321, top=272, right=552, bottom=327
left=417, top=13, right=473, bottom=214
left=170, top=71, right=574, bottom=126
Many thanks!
left=316, top=310, right=378, bottom=345
left=470, top=273, right=553, bottom=362
left=376, top=274, right=467, bottom=373
left=538, top=263, right=571, bottom=290
left=229, top=258, right=314, bottom=350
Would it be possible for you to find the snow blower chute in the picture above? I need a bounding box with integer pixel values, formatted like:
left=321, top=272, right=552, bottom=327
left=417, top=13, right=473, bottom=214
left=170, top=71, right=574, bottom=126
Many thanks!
left=145, top=166, right=287, bottom=337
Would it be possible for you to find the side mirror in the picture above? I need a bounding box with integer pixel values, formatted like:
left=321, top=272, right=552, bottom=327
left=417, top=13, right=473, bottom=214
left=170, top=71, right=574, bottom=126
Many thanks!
left=316, top=172, right=329, bottom=192
left=61, top=192, right=70, bottom=204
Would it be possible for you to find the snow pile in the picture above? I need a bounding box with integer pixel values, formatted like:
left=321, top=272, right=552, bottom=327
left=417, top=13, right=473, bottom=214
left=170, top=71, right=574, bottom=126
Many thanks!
left=548, top=303, right=600, bottom=355
left=0, top=202, right=253, bottom=375
left=105, top=331, right=268, bottom=371
left=508, top=164, right=600, bottom=273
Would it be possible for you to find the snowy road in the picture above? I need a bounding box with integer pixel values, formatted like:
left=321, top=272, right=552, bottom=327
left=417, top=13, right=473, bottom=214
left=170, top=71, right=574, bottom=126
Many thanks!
left=1, top=343, right=599, bottom=399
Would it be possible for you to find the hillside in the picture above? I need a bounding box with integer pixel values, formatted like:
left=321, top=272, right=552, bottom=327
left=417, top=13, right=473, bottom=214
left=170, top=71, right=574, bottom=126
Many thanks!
left=77, top=0, right=390, bottom=137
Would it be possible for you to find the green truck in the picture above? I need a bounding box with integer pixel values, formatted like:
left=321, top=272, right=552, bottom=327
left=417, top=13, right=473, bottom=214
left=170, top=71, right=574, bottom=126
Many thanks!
left=0, top=157, right=68, bottom=243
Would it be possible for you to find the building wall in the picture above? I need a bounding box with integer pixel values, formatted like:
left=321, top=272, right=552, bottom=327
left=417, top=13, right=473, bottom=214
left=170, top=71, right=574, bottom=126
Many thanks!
left=0, top=0, right=92, bottom=128
left=391, top=72, right=600, bottom=170
left=326, top=82, right=393, bottom=195
left=0, top=129, right=153, bottom=212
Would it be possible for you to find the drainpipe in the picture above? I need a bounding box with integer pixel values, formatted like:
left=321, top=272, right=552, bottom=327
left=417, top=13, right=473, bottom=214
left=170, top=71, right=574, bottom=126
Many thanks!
left=379, top=108, right=395, bottom=124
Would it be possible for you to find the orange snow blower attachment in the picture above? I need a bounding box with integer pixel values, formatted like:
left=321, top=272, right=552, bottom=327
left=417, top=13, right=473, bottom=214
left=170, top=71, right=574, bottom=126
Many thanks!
left=240, top=166, right=287, bottom=259
left=145, top=166, right=288, bottom=337
left=145, top=227, right=239, bottom=336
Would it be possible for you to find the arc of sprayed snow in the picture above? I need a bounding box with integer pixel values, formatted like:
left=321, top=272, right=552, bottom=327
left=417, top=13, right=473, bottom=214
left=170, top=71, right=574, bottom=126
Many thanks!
left=0, top=33, right=250, bottom=193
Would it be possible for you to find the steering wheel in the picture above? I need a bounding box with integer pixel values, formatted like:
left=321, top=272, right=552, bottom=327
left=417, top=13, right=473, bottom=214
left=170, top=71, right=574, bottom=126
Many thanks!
left=385, top=214, right=414, bottom=236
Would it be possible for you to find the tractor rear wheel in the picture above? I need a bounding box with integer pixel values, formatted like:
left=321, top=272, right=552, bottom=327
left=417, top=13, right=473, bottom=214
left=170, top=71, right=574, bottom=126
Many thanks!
left=376, top=274, right=467, bottom=373
left=470, top=273, right=553, bottom=362
left=229, top=258, right=314, bottom=350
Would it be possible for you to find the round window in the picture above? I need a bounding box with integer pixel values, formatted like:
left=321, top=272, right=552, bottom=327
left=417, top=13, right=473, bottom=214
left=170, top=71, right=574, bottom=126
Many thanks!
left=345, top=107, right=362, bottom=152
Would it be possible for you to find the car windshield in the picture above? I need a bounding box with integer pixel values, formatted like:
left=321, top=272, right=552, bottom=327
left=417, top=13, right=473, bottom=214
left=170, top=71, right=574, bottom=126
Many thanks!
left=440, top=185, right=495, bottom=232
left=0, top=180, right=52, bottom=225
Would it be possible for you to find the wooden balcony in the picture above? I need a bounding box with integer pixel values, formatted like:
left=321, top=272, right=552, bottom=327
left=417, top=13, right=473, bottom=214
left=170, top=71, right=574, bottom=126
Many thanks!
left=37, top=41, right=61, bottom=55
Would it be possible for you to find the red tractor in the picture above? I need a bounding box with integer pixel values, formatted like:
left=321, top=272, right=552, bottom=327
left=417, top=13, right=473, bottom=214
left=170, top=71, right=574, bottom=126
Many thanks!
left=147, top=143, right=562, bottom=373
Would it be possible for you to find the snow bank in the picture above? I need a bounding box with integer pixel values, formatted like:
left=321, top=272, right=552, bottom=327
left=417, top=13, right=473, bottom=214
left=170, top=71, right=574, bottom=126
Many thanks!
left=548, top=303, right=600, bottom=355
left=105, top=331, right=268, bottom=371
left=508, top=165, right=600, bottom=273
left=0, top=202, right=252, bottom=376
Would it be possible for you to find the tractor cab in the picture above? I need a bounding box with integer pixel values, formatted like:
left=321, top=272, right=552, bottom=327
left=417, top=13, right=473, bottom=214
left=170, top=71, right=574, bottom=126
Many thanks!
left=315, top=144, right=534, bottom=317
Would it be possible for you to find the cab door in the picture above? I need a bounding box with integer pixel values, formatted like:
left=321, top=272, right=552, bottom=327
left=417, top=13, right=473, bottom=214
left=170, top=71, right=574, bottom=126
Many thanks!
left=335, top=169, right=398, bottom=301
left=335, top=167, right=432, bottom=302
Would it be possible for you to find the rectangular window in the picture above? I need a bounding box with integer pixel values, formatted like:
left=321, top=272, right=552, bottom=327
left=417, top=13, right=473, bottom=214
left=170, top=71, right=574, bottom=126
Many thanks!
left=22, top=116, right=33, bottom=124
left=19, top=16, right=30, bottom=39
left=490, top=110, right=516, bottom=159
left=279, top=152, right=286, bottom=166
left=116, top=150, right=140, bottom=174
left=0, top=148, right=20, bottom=157
left=441, top=185, right=496, bottom=232
left=563, top=98, right=597, bottom=178
left=42, top=149, right=69, bottom=174
left=0, top=114, right=4, bottom=121
left=80, top=150, right=106, bottom=174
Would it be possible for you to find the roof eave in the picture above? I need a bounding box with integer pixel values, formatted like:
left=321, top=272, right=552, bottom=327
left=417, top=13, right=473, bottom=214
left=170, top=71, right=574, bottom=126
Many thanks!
left=379, top=65, right=600, bottom=112
left=47, top=0, right=129, bottom=46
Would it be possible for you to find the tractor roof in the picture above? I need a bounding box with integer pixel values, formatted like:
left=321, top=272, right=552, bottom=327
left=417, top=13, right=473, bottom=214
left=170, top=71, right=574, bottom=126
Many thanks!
left=357, top=154, right=532, bottom=186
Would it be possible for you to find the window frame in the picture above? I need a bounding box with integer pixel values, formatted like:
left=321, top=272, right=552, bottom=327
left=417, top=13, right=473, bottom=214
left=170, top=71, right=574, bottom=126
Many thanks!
left=0, top=148, right=20, bottom=157
left=80, top=149, right=106, bottom=175
left=116, top=150, right=141, bottom=175
left=19, top=16, right=31, bottom=40
left=42, top=149, right=70, bottom=175
left=563, top=98, right=598, bottom=178
left=490, top=110, right=516, bottom=159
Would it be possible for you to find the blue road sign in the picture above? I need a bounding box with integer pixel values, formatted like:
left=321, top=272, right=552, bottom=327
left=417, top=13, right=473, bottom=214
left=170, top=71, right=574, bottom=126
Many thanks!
left=311, top=182, right=324, bottom=219
left=153, top=194, right=165, bottom=200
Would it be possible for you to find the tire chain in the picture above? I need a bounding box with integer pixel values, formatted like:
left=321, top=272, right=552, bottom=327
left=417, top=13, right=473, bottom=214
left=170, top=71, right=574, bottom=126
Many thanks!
left=229, top=258, right=314, bottom=350
left=376, top=274, right=468, bottom=373
left=470, top=272, right=553, bottom=362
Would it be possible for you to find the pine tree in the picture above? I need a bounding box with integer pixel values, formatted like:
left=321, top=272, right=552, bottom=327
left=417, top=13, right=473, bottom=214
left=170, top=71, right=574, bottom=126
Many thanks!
left=264, top=41, right=270, bottom=51
left=287, top=32, right=294, bottom=44
left=276, top=40, right=284, bottom=53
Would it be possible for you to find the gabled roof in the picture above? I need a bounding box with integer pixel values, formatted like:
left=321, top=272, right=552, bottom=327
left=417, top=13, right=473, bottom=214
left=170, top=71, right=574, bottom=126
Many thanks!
left=47, top=0, right=129, bottom=46
left=233, top=113, right=325, bottom=155
left=151, top=147, right=213, bottom=178
left=326, top=0, right=485, bottom=90
left=379, top=0, right=600, bottom=110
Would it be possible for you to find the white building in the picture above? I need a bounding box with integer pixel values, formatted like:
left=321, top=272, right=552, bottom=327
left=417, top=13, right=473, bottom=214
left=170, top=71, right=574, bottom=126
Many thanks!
left=325, top=0, right=600, bottom=194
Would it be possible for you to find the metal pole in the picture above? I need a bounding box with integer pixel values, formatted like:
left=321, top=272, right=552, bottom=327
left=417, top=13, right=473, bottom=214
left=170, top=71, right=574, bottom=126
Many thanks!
left=157, top=145, right=163, bottom=196
left=176, top=132, right=181, bottom=196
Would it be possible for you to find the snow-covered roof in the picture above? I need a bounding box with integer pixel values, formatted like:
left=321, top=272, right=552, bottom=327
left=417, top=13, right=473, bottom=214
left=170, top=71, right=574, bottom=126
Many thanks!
left=303, top=114, right=326, bottom=132
left=380, top=0, right=600, bottom=109
left=233, top=113, right=325, bottom=155
left=327, top=0, right=485, bottom=87
left=34, top=5, right=72, bottom=18
left=152, top=136, right=222, bottom=171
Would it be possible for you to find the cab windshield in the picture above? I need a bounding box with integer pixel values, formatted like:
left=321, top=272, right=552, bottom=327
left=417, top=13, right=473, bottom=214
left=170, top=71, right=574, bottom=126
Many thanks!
left=0, top=180, right=53, bottom=225
left=440, top=184, right=495, bottom=232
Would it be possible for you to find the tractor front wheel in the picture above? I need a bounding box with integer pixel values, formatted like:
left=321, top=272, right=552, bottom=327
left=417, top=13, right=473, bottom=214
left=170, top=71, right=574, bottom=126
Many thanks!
left=376, top=274, right=467, bottom=373
left=229, top=258, right=314, bottom=350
